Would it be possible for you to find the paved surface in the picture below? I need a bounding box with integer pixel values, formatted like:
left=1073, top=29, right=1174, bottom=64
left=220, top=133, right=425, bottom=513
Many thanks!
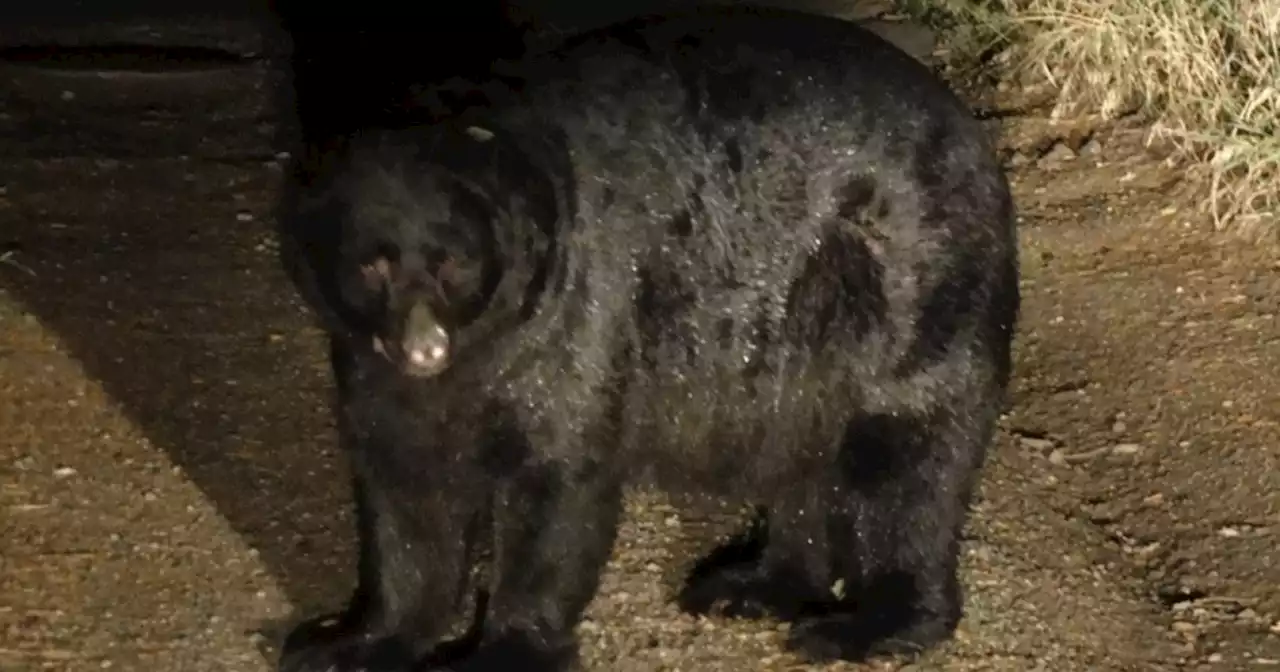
left=1, top=8, right=1278, bottom=672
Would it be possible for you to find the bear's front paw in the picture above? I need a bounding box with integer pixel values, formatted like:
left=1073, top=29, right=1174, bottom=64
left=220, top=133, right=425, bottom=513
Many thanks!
left=431, top=632, right=575, bottom=672
left=278, top=614, right=414, bottom=672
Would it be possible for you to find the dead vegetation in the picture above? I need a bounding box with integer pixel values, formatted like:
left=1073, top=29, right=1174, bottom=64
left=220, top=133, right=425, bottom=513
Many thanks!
left=907, top=0, right=1280, bottom=236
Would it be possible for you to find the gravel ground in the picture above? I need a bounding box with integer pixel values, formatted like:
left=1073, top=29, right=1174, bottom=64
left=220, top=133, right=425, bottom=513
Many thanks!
left=1, top=8, right=1277, bottom=672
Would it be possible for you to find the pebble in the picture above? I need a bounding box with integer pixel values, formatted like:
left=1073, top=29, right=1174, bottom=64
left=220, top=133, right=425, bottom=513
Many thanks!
left=1042, top=142, right=1077, bottom=163
left=1111, top=443, right=1142, bottom=455
left=1019, top=436, right=1055, bottom=451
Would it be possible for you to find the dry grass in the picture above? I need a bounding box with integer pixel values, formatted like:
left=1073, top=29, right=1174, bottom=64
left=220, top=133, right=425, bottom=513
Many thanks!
left=910, top=0, right=1280, bottom=234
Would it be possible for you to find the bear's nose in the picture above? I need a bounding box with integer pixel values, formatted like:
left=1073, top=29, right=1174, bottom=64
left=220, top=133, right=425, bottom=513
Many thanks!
left=401, top=302, right=450, bottom=376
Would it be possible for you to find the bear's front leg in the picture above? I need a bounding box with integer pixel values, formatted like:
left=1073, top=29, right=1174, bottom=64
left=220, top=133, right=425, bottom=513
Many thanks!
left=442, top=454, right=623, bottom=672
left=282, top=339, right=489, bottom=672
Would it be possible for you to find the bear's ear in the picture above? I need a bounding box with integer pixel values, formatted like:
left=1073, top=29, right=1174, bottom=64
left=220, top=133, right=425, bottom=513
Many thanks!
left=360, top=256, right=393, bottom=292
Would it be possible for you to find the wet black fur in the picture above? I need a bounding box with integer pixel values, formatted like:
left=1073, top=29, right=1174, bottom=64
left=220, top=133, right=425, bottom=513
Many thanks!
left=275, top=6, right=1019, bottom=672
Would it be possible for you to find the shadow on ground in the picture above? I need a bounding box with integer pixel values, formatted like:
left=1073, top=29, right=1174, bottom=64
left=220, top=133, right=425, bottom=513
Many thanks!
left=0, top=7, right=364, bottom=620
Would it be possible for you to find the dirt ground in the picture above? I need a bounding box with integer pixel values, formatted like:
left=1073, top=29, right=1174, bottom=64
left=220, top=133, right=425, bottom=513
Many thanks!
left=1, top=10, right=1278, bottom=672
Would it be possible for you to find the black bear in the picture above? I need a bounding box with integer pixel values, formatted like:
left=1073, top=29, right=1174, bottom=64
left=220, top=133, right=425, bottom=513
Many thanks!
left=274, top=6, right=1019, bottom=671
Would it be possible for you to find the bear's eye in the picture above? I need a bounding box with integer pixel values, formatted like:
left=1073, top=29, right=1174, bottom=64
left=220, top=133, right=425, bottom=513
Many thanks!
left=435, top=256, right=484, bottom=298
left=438, top=257, right=461, bottom=286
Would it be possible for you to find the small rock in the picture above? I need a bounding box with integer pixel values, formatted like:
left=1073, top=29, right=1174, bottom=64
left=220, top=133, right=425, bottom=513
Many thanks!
left=1019, top=436, right=1055, bottom=451
left=1111, top=443, right=1142, bottom=456
left=1133, top=541, right=1162, bottom=556
left=465, top=125, right=496, bottom=142
left=1041, top=142, right=1077, bottom=164
left=53, top=466, right=77, bottom=478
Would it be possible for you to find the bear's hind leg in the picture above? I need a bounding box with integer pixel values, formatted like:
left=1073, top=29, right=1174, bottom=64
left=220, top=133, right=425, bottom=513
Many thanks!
left=786, top=407, right=993, bottom=663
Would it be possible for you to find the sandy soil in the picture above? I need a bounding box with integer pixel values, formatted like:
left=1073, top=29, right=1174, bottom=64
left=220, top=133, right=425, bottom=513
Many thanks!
left=0, top=10, right=1277, bottom=672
